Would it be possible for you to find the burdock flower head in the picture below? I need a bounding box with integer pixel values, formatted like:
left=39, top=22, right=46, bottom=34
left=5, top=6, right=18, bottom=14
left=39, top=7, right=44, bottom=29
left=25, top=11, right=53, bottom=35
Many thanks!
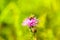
left=22, top=15, right=38, bottom=28
left=22, top=15, right=39, bottom=33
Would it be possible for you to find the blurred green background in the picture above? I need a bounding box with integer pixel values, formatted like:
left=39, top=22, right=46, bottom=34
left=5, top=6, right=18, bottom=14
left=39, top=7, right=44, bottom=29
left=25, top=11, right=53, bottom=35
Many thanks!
left=0, top=0, right=60, bottom=40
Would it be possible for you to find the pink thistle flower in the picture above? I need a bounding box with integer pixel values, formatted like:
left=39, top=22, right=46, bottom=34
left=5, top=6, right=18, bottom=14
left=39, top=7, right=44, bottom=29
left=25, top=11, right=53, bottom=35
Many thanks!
left=22, top=16, right=38, bottom=27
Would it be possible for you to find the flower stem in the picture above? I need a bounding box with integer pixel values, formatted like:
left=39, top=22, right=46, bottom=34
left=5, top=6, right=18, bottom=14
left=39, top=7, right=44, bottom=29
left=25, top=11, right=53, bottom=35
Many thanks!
left=31, top=28, right=37, bottom=40
left=33, top=35, right=37, bottom=40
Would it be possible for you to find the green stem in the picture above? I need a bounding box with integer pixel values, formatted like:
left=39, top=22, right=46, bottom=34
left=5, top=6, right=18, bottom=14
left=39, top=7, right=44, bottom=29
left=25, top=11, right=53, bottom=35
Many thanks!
left=33, top=35, right=37, bottom=40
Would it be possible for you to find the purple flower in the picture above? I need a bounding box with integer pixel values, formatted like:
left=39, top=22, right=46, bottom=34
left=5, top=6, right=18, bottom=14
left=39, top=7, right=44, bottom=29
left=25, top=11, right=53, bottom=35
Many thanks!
left=22, top=16, right=38, bottom=27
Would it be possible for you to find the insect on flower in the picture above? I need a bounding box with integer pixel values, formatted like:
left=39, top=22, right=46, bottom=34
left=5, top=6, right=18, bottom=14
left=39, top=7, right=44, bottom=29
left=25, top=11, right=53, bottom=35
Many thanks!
left=22, top=15, right=38, bottom=28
